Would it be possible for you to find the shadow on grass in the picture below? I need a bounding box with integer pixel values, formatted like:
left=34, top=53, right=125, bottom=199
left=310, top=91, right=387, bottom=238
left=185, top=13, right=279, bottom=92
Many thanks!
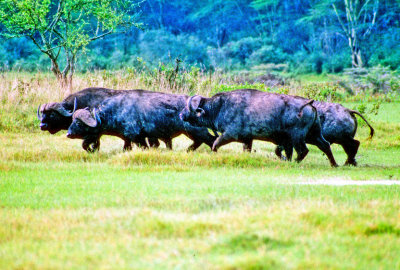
left=212, top=233, right=292, bottom=254
left=210, top=233, right=292, bottom=269
left=364, top=223, right=400, bottom=237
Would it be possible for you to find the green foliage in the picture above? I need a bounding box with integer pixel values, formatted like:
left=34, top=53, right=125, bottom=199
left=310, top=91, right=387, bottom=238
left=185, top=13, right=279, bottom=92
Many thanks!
left=355, top=101, right=381, bottom=118
left=212, top=83, right=268, bottom=96
left=301, top=83, right=346, bottom=102
left=248, top=45, right=289, bottom=66
left=343, top=66, right=400, bottom=96
left=0, top=0, right=139, bottom=85
left=364, top=66, right=400, bottom=94
left=1, top=0, right=399, bottom=74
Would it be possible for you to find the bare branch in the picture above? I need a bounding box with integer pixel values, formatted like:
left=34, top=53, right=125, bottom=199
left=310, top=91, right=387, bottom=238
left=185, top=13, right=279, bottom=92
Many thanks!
left=363, top=0, right=379, bottom=37
left=44, top=43, right=65, bottom=54
left=28, top=35, right=51, bottom=57
left=332, top=4, right=350, bottom=38
left=90, top=30, right=113, bottom=41
left=357, top=0, right=371, bottom=20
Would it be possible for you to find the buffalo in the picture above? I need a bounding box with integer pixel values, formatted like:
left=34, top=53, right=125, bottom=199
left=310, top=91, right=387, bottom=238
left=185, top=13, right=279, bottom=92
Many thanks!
left=37, top=87, right=162, bottom=152
left=179, top=89, right=338, bottom=167
left=274, top=100, right=374, bottom=166
left=66, top=90, right=217, bottom=151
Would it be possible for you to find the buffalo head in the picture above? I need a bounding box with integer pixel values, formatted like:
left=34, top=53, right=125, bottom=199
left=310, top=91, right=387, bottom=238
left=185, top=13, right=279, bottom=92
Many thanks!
left=179, top=95, right=206, bottom=126
left=37, top=98, right=77, bottom=134
left=66, top=107, right=101, bottom=139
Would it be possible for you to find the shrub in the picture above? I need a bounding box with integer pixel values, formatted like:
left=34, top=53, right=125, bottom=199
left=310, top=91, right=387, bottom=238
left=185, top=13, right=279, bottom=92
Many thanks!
left=343, top=66, right=400, bottom=95
left=300, top=83, right=346, bottom=102
left=247, top=45, right=289, bottom=66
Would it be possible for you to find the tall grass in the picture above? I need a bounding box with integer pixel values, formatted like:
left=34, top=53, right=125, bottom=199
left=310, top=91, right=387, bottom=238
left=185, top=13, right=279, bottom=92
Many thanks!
left=1, top=70, right=398, bottom=133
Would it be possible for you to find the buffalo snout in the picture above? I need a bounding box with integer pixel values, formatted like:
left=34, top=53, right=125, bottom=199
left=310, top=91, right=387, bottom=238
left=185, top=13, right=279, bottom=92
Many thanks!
left=66, top=128, right=80, bottom=139
left=66, top=132, right=79, bottom=139
left=39, top=123, right=48, bottom=130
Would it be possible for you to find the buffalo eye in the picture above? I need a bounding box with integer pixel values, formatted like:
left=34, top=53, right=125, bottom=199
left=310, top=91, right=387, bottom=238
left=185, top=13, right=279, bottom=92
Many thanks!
left=195, top=108, right=204, bottom=117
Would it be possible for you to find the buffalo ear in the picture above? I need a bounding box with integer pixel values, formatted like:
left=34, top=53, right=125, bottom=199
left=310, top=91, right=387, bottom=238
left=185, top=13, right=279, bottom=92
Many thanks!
left=188, top=95, right=203, bottom=112
left=73, top=109, right=97, bottom=127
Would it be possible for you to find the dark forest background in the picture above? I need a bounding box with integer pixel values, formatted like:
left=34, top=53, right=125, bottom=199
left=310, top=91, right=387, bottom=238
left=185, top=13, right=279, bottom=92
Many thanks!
left=1, top=0, right=399, bottom=74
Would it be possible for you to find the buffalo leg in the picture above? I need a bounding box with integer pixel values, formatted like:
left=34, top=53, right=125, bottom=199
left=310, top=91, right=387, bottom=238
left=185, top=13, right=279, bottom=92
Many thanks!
left=187, top=140, right=202, bottom=151
left=82, top=138, right=100, bottom=153
left=274, top=144, right=293, bottom=161
left=148, top=137, right=160, bottom=148
left=163, top=139, right=173, bottom=150
left=184, top=128, right=216, bottom=151
left=123, top=140, right=132, bottom=151
left=342, top=139, right=360, bottom=166
left=314, top=137, right=338, bottom=167
left=282, top=143, right=293, bottom=161
left=274, top=145, right=284, bottom=159
left=293, top=140, right=309, bottom=163
left=134, top=137, right=149, bottom=149
left=242, top=139, right=253, bottom=152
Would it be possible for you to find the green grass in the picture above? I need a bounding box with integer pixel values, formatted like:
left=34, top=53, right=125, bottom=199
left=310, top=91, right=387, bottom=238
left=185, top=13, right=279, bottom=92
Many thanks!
left=1, top=102, right=400, bottom=269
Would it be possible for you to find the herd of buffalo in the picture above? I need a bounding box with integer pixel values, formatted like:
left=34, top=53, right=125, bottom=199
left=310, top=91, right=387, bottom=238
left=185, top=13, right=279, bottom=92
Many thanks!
left=37, top=87, right=374, bottom=167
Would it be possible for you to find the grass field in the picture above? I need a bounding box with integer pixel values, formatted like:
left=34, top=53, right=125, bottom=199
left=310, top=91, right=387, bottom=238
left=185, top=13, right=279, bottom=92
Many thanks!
left=1, top=72, right=400, bottom=269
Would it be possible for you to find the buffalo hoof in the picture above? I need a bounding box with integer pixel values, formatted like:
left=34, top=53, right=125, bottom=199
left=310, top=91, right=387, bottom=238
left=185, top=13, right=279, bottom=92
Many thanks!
left=86, top=144, right=99, bottom=153
left=83, top=141, right=99, bottom=153
left=344, top=159, right=357, bottom=166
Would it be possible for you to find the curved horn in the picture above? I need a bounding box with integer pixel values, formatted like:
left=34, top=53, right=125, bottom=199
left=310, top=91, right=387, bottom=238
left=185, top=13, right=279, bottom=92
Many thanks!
left=37, top=105, right=42, bottom=120
left=53, top=100, right=76, bottom=117
left=187, top=95, right=196, bottom=112
left=93, top=108, right=101, bottom=126
left=72, top=97, right=77, bottom=114
left=56, top=105, right=74, bottom=117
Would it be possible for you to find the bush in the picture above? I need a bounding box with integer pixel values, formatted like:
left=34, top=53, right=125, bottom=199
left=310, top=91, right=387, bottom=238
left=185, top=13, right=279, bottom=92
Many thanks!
left=247, top=45, right=289, bottom=66
left=224, top=37, right=263, bottom=65
left=343, top=66, right=400, bottom=95
left=322, top=52, right=350, bottom=73
left=300, top=83, right=346, bottom=102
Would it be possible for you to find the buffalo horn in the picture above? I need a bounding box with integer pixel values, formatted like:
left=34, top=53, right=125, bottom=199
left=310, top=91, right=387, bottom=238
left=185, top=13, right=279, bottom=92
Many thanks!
left=188, top=95, right=196, bottom=112
left=37, top=105, right=42, bottom=120
left=72, top=97, right=77, bottom=114
left=93, top=108, right=101, bottom=126
left=55, top=100, right=76, bottom=117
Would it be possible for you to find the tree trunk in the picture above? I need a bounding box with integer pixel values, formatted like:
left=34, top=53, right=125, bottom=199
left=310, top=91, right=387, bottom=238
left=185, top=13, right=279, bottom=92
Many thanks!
left=50, top=59, right=73, bottom=94
left=348, top=27, right=363, bottom=68
left=332, top=0, right=378, bottom=69
left=351, top=47, right=363, bottom=68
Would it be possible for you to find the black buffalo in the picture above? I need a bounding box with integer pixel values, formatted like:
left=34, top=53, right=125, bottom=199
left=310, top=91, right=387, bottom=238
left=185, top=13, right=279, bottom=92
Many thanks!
left=66, top=90, right=217, bottom=151
left=37, top=87, right=161, bottom=152
left=274, top=100, right=374, bottom=166
left=179, top=89, right=338, bottom=167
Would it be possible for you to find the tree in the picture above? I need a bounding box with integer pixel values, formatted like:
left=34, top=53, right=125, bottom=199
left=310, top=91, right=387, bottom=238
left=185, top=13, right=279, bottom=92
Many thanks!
left=0, top=0, right=140, bottom=91
left=332, top=0, right=379, bottom=68
left=251, top=0, right=280, bottom=40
